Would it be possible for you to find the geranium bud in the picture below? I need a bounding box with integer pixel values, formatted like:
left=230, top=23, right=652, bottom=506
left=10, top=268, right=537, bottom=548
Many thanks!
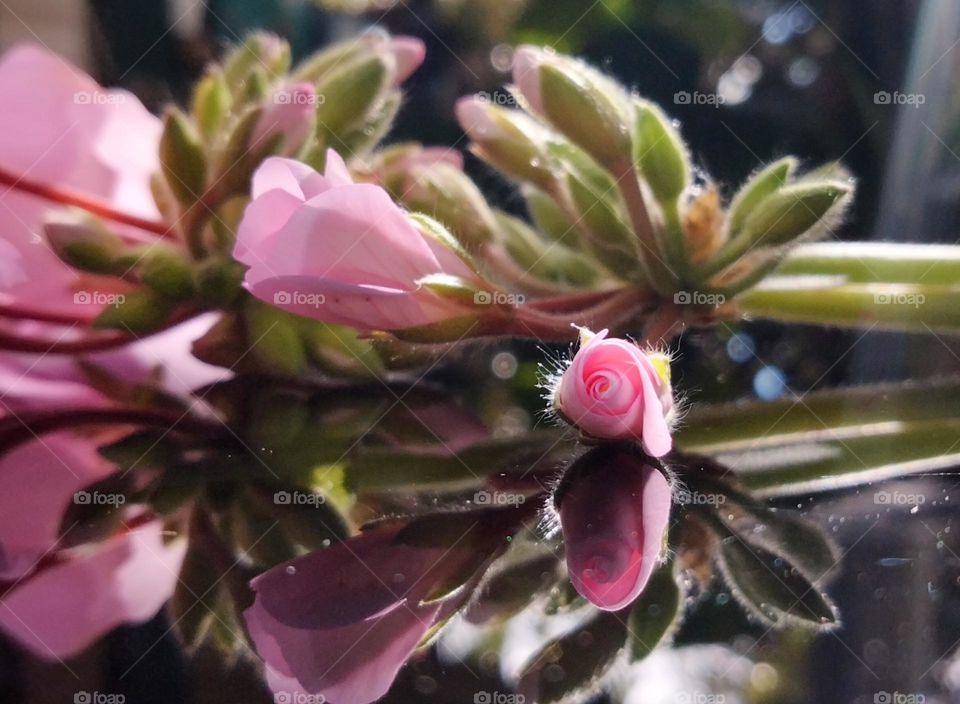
left=551, top=327, right=674, bottom=457
left=512, top=46, right=632, bottom=170
left=455, top=96, right=555, bottom=190
left=253, top=82, right=317, bottom=156
left=45, top=212, right=124, bottom=275
left=556, top=446, right=672, bottom=611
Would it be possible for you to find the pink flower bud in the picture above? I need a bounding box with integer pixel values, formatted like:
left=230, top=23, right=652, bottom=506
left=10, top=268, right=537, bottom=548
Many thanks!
left=557, top=448, right=672, bottom=611
left=234, top=150, right=480, bottom=332
left=511, top=46, right=546, bottom=114
left=388, top=36, right=426, bottom=85
left=253, top=82, right=317, bottom=155
left=553, top=328, right=673, bottom=457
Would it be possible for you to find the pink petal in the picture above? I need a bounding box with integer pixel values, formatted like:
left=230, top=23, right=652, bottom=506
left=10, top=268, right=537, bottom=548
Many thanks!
left=560, top=459, right=671, bottom=611
left=511, top=46, right=546, bottom=114
left=0, top=521, right=186, bottom=659
left=389, top=37, right=426, bottom=84
left=0, top=433, right=116, bottom=580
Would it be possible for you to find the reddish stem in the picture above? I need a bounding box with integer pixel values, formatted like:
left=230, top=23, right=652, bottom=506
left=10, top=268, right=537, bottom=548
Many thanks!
left=0, top=165, right=171, bottom=238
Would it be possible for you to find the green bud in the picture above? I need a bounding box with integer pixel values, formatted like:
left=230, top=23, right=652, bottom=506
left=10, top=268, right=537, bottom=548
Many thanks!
left=45, top=212, right=125, bottom=275
left=727, top=157, right=796, bottom=237
left=216, top=106, right=282, bottom=197
left=160, top=109, right=207, bottom=206
left=739, top=180, right=851, bottom=248
left=315, top=56, right=388, bottom=137
left=244, top=299, right=308, bottom=376
left=401, top=162, right=498, bottom=247
left=137, top=245, right=195, bottom=300
left=418, top=273, right=482, bottom=306
left=223, top=32, right=291, bottom=94
left=632, top=101, right=690, bottom=205
left=495, top=211, right=599, bottom=287
left=294, top=37, right=371, bottom=84
left=195, top=257, right=245, bottom=307
left=524, top=186, right=574, bottom=243
left=409, top=213, right=479, bottom=273
left=191, top=69, right=232, bottom=141
left=338, top=91, right=401, bottom=157
left=456, top=98, right=555, bottom=190
left=538, top=61, right=632, bottom=170
left=566, top=173, right=645, bottom=282
left=93, top=288, right=177, bottom=335
left=300, top=322, right=385, bottom=379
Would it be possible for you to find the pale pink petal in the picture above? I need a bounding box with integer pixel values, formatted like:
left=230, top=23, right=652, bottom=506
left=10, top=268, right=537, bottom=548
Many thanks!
left=511, top=46, right=545, bottom=114
left=389, top=37, right=426, bottom=85
left=0, top=433, right=116, bottom=580
left=0, top=521, right=186, bottom=659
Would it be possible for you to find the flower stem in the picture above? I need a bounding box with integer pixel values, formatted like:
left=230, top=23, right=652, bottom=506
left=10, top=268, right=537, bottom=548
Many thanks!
left=0, top=166, right=171, bottom=238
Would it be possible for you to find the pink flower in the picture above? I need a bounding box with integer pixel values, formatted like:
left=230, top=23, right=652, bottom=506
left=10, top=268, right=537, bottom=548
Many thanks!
left=0, top=519, right=185, bottom=659
left=234, top=150, right=478, bottom=331
left=557, top=448, right=672, bottom=611
left=244, top=510, right=522, bottom=704
left=0, top=316, right=224, bottom=657
left=553, top=328, right=673, bottom=456
left=0, top=44, right=161, bottom=320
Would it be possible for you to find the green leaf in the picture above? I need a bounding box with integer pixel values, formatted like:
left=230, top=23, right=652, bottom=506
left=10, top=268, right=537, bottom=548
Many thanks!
left=717, top=529, right=838, bottom=630
left=522, top=610, right=628, bottom=704
left=466, top=546, right=560, bottom=624
left=627, top=563, right=682, bottom=660
left=775, top=241, right=960, bottom=286
left=736, top=279, right=960, bottom=332
left=171, top=535, right=221, bottom=651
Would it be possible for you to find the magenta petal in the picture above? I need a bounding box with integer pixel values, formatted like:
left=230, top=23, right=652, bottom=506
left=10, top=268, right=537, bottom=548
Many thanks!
left=0, top=521, right=186, bottom=659
left=560, top=459, right=671, bottom=611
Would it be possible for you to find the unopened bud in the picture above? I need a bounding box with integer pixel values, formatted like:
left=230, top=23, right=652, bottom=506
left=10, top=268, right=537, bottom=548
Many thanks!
left=45, top=212, right=124, bottom=274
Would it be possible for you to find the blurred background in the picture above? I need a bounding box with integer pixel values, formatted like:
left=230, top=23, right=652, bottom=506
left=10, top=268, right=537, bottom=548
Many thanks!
left=1, top=1, right=959, bottom=702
